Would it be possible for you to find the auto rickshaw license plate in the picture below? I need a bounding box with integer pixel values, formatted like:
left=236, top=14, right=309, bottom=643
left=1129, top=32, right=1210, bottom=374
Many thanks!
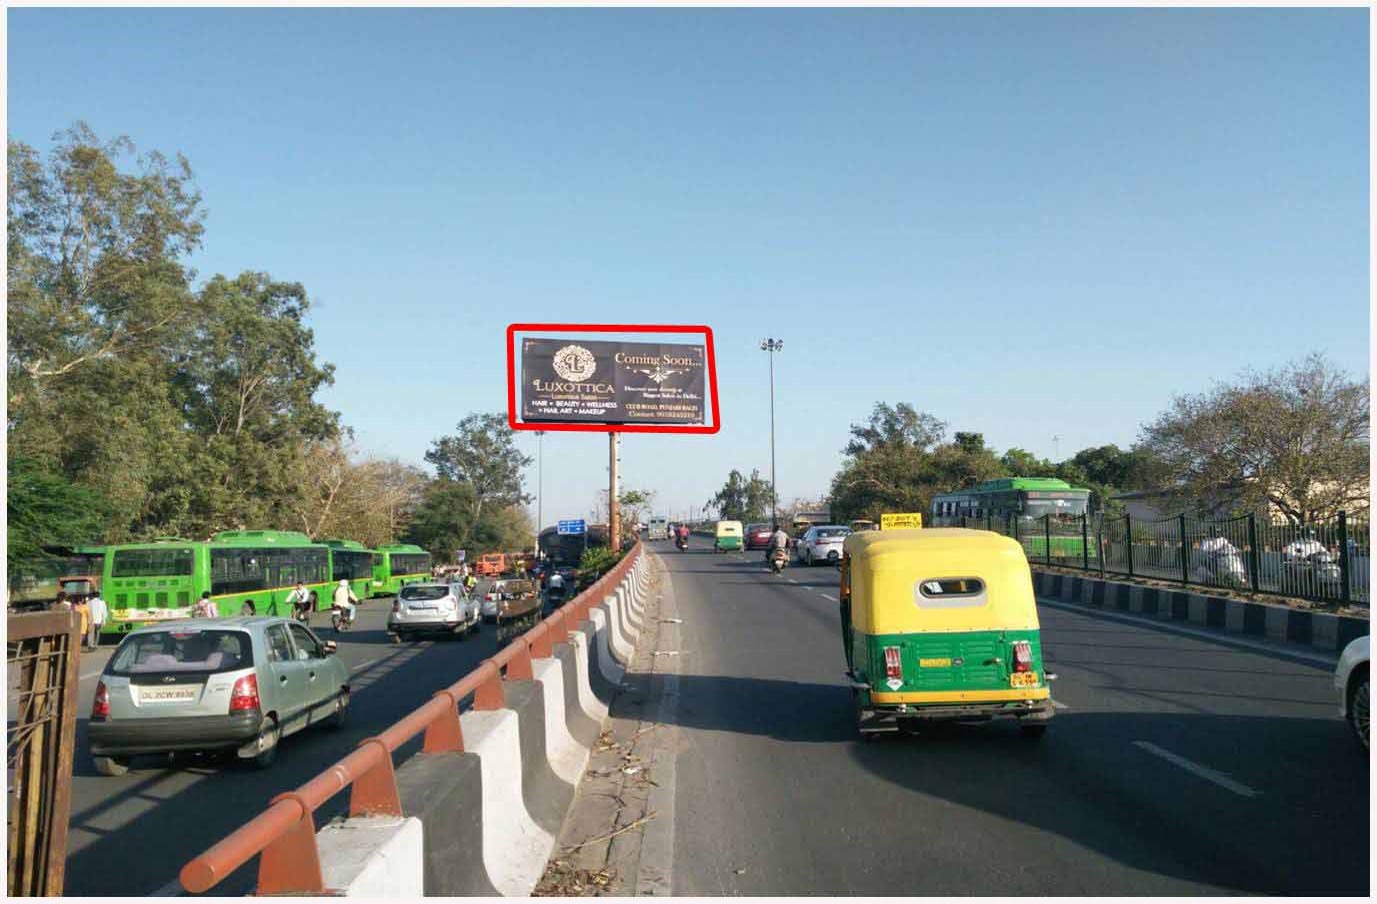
left=1009, top=672, right=1039, bottom=687
left=919, top=658, right=952, bottom=668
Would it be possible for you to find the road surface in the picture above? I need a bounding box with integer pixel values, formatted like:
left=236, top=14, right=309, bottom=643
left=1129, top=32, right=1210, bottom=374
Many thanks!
left=652, top=541, right=1368, bottom=895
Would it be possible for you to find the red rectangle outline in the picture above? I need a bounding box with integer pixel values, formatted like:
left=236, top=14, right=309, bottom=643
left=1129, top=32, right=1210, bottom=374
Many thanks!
left=506, top=323, right=720, bottom=434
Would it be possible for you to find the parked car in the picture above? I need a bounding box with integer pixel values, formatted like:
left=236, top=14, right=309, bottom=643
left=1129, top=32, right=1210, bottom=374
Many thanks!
left=387, top=582, right=480, bottom=642
left=796, top=525, right=853, bottom=566
left=481, top=578, right=541, bottom=624
left=744, top=523, right=774, bottom=550
left=87, top=618, right=348, bottom=776
left=1335, top=635, right=1369, bottom=751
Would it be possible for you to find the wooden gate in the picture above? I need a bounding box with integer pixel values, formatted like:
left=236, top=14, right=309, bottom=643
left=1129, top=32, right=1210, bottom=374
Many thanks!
left=7, top=610, right=80, bottom=896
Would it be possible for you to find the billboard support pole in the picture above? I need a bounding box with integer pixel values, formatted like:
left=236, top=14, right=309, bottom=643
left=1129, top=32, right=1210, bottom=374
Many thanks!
left=610, top=432, right=622, bottom=552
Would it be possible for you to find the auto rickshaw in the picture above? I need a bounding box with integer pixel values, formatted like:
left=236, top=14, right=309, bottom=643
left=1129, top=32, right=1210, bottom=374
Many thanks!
left=849, top=519, right=878, bottom=532
left=714, top=520, right=744, bottom=553
left=840, top=528, right=1053, bottom=739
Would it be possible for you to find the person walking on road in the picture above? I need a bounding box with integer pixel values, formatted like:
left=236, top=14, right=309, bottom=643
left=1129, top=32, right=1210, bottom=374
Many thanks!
left=86, top=590, right=108, bottom=649
left=191, top=591, right=218, bottom=618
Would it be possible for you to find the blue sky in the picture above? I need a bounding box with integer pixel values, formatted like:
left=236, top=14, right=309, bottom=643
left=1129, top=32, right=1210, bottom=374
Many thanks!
left=8, top=8, right=1369, bottom=526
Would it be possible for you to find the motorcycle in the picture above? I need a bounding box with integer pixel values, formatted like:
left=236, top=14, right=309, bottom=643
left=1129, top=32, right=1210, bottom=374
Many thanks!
left=1283, top=548, right=1342, bottom=596
left=769, top=547, right=789, bottom=575
left=675, top=535, right=688, bottom=551
left=1192, top=547, right=1247, bottom=588
left=330, top=604, right=356, bottom=633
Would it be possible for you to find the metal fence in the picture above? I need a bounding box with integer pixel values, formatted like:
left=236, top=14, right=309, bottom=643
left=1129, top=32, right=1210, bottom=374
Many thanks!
left=934, top=510, right=1369, bottom=607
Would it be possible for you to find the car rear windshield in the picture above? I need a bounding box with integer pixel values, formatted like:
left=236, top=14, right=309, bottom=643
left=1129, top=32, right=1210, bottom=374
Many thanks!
left=108, top=629, right=253, bottom=675
left=816, top=528, right=850, bottom=539
left=495, top=581, right=535, bottom=595
left=400, top=585, right=449, bottom=601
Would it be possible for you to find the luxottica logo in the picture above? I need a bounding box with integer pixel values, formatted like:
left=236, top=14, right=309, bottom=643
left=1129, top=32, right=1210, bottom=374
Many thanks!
left=552, top=345, right=597, bottom=382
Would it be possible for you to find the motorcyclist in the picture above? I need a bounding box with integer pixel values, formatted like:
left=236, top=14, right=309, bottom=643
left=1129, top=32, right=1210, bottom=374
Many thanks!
left=286, top=581, right=312, bottom=619
left=675, top=523, right=691, bottom=546
left=332, top=579, right=358, bottom=623
left=765, top=523, right=791, bottom=563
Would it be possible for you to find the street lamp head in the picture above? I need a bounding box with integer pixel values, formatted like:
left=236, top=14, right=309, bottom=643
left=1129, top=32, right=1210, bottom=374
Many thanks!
left=760, top=338, right=783, bottom=352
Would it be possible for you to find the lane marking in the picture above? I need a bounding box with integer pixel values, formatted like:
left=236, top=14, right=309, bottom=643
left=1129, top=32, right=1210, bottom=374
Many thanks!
left=350, top=658, right=379, bottom=674
left=1051, top=699, right=1069, bottom=709
left=149, top=877, right=182, bottom=896
left=818, top=592, right=837, bottom=601
left=1037, top=598, right=1339, bottom=668
left=1132, top=740, right=1261, bottom=798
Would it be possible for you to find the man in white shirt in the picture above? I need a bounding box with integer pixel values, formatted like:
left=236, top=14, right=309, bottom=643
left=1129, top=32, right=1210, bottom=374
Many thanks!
left=86, top=591, right=108, bottom=649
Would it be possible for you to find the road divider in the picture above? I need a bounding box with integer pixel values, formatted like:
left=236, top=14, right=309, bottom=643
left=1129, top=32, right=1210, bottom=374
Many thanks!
left=1031, top=568, right=1367, bottom=653
left=178, top=545, right=652, bottom=897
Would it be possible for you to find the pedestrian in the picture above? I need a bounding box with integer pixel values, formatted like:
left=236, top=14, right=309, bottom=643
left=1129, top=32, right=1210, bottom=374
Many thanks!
left=52, top=590, right=70, bottom=611
left=73, top=596, right=91, bottom=648
left=242, top=598, right=257, bottom=616
left=87, top=589, right=108, bottom=649
left=192, top=591, right=218, bottom=618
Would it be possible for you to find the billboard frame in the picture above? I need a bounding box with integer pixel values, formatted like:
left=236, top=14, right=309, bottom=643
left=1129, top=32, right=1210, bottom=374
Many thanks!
left=506, top=322, right=721, bottom=434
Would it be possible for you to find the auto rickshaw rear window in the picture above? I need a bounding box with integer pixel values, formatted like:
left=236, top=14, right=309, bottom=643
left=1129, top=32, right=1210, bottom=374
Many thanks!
left=914, top=577, right=987, bottom=608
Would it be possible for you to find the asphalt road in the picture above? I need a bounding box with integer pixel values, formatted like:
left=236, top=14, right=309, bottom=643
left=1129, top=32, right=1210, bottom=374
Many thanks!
left=54, top=583, right=535, bottom=896
left=652, top=540, right=1369, bottom=896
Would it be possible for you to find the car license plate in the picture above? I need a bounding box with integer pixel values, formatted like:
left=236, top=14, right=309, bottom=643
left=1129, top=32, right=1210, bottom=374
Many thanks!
left=410, top=604, right=436, bottom=610
left=1009, top=672, right=1039, bottom=687
left=139, top=686, right=198, bottom=703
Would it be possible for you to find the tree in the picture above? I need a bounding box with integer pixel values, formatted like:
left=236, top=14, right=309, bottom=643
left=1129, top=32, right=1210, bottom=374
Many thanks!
left=407, top=480, right=533, bottom=560
left=844, top=403, right=946, bottom=456
left=706, top=470, right=772, bottom=522
left=1000, top=447, right=1056, bottom=477
left=7, top=457, right=110, bottom=569
left=1139, top=353, right=1369, bottom=523
left=8, top=124, right=204, bottom=409
left=424, top=413, right=532, bottom=547
left=172, top=272, right=339, bottom=536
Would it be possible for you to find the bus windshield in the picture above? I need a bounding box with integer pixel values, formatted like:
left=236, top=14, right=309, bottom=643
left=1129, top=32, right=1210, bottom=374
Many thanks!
left=1021, top=495, right=1088, bottom=518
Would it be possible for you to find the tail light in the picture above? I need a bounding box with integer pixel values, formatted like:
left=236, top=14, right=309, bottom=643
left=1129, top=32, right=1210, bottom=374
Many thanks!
left=883, top=646, right=903, bottom=681
left=92, top=680, right=110, bottom=719
left=1011, top=640, right=1033, bottom=673
left=229, top=674, right=261, bottom=712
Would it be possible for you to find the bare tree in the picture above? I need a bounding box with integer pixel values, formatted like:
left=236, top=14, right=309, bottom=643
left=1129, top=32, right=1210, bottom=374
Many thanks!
left=1139, top=353, right=1369, bottom=523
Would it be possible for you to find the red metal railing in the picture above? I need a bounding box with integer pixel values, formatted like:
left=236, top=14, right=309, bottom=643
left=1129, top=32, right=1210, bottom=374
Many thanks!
left=179, top=543, right=643, bottom=895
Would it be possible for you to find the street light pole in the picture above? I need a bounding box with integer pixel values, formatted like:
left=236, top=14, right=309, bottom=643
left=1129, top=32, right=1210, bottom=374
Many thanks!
left=760, top=338, right=783, bottom=527
left=535, top=430, right=544, bottom=556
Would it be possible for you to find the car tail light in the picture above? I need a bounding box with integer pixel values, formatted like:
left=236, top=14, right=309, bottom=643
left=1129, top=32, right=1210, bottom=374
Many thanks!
left=1011, top=640, right=1033, bottom=673
left=230, top=674, right=261, bottom=712
left=884, top=646, right=903, bottom=681
left=92, top=680, right=110, bottom=719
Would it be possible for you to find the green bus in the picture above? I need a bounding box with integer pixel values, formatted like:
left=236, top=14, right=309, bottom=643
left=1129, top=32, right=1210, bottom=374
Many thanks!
left=372, top=543, right=432, bottom=597
left=321, top=538, right=377, bottom=602
left=931, top=477, right=1095, bottom=561
left=101, top=531, right=337, bottom=634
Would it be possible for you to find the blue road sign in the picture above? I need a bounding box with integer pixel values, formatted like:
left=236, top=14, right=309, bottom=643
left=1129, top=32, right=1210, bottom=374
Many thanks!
left=557, top=519, right=587, bottom=535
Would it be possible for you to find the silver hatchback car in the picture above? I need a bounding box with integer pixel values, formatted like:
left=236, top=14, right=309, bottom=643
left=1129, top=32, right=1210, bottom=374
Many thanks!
left=387, top=582, right=480, bottom=642
left=88, top=617, right=350, bottom=776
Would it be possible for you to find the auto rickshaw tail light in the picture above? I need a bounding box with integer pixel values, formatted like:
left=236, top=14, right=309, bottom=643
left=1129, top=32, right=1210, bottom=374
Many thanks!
left=1011, top=640, right=1033, bottom=673
left=883, top=646, right=903, bottom=680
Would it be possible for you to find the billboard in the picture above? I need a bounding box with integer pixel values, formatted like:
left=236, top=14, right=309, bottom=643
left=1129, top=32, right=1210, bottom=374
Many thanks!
left=521, top=337, right=707, bottom=425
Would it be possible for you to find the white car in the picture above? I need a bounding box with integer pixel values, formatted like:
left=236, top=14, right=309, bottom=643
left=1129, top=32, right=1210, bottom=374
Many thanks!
left=796, top=525, right=852, bottom=566
left=1335, top=635, right=1369, bottom=751
left=387, top=582, right=479, bottom=642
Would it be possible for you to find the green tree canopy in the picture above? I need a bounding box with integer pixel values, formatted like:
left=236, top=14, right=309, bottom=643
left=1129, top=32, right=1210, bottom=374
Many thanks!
left=423, top=413, right=532, bottom=548
left=7, top=457, right=110, bottom=567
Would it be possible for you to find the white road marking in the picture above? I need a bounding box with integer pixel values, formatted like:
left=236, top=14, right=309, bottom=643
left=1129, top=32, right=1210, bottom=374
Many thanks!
left=149, top=877, right=182, bottom=896
left=1051, top=699, right=1069, bottom=709
left=350, top=658, right=378, bottom=674
left=1037, top=598, right=1338, bottom=668
left=786, top=578, right=798, bottom=584
left=1132, top=741, right=1261, bottom=798
left=818, top=592, right=837, bottom=601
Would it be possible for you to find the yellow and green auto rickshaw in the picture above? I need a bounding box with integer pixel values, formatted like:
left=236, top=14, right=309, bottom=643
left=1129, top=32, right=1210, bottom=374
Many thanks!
left=714, top=520, right=744, bottom=553
left=849, top=519, right=878, bottom=532
left=840, top=528, right=1053, bottom=739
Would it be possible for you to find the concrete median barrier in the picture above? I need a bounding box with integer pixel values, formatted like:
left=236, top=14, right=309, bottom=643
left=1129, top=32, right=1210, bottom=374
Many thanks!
left=391, top=751, right=494, bottom=896
left=552, top=640, right=602, bottom=746
left=532, top=655, right=590, bottom=785
left=318, top=816, right=424, bottom=897
left=460, top=707, right=555, bottom=896
left=586, top=608, right=627, bottom=686
left=1032, top=566, right=1368, bottom=652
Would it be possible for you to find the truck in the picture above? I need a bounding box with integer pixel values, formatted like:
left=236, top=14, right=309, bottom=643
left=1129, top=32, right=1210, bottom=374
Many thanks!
left=648, top=517, right=670, bottom=541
